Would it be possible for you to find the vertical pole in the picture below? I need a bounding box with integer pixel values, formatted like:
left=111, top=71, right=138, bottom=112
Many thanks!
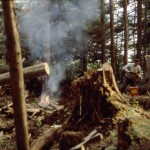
left=2, top=1, right=30, bottom=150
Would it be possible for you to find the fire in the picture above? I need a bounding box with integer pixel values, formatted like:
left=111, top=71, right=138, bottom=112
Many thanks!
left=38, top=93, right=56, bottom=110
left=40, top=93, right=50, bottom=106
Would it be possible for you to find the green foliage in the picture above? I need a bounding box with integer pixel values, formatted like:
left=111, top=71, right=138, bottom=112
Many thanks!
left=0, top=59, right=9, bottom=73
left=35, top=119, right=42, bottom=127
left=87, top=61, right=101, bottom=69
left=0, top=59, right=5, bottom=65
left=0, top=32, right=5, bottom=41
left=87, top=20, right=101, bottom=35
left=0, top=0, right=149, bottom=81
left=65, top=60, right=83, bottom=80
left=65, top=58, right=101, bottom=80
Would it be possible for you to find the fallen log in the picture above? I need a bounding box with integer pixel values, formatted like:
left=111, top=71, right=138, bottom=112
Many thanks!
left=0, top=63, right=50, bottom=85
left=31, top=126, right=62, bottom=150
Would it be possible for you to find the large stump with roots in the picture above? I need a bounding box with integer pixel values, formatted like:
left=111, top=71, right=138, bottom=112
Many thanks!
left=70, top=63, right=125, bottom=124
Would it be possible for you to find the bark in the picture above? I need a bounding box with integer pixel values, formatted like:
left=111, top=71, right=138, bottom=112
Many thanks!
left=143, top=2, right=148, bottom=78
left=137, top=0, right=142, bottom=61
left=109, top=0, right=116, bottom=76
left=100, top=0, right=106, bottom=63
left=132, top=4, right=137, bottom=55
left=2, top=1, right=30, bottom=150
left=0, top=63, right=50, bottom=85
left=117, top=118, right=132, bottom=149
left=123, top=0, right=128, bottom=64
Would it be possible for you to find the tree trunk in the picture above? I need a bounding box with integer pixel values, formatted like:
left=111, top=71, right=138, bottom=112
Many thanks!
left=132, top=2, right=137, bottom=55
left=109, top=0, right=116, bottom=76
left=0, top=63, right=50, bottom=85
left=123, top=0, right=128, bottom=64
left=143, top=1, right=148, bottom=79
left=100, top=0, right=106, bottom=64
left=145, top=55, right=150, bottom=81
left=137, top=0, right=142, bottom=61
left=80, top=33, right=87, bottom=72
left=2, top=1, right=30, bottom=150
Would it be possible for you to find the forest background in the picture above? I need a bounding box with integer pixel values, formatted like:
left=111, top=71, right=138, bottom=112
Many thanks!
left=0, top=0, right=150, bottom=96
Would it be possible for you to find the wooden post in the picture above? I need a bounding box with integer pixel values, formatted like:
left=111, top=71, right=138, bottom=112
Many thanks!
left=2, top=1, right=30, bottom=150
left=117, top=118, right=132, bottom=149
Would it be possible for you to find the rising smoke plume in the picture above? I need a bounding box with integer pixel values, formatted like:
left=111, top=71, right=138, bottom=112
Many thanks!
left=19, top=0, right=99, bottom=96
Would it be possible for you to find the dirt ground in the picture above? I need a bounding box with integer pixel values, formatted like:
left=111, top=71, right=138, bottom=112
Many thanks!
left=0, top=86, right=150, bottom=150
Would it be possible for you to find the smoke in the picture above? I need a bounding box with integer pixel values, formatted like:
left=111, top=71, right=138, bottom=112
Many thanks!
left=19, top=0, right=99, bottom=96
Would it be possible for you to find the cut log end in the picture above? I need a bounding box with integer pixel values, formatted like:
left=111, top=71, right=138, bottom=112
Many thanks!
left=44, top=63, right=50, bottom=75
left=0, top=63, right=50, bottom=86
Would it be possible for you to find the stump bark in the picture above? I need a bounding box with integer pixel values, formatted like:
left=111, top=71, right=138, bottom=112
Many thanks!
left=70, top=63, right=124, bottom=124
left=117, top=118, right=132, bottom=149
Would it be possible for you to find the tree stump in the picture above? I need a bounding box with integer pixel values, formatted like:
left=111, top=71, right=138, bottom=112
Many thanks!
left=70, top=63, right=124, bottom=124
left=117, top=118, right=132, bottom=149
